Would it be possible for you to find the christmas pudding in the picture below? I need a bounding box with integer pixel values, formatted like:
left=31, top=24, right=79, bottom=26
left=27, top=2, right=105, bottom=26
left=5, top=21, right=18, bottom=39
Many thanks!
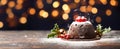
left=68, top=16, right=96, bottom=39
left=47, top=16, right=111, bottom=40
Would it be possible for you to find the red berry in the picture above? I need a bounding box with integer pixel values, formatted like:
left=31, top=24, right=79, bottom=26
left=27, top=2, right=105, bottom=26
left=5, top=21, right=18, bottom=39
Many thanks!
left=58, top=33, right=71, bottom=40
left=75, top=16, right=81, bottom=22
left=57, top=35, right=61, bottom=38
left=75, top=16, right=87, bottom=22
left=58, top=34, right=65, bottom=38
left=81, top=17, right=87, bottom=22
left=64, top=34, right=70, bottom=39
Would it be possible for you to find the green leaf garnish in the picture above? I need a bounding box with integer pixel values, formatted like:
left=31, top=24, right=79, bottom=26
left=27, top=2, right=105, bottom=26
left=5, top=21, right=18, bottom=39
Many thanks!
left=47, top=23, right=60, bottom=38
left=96, top=24, right=103, bottom=33
left=96, top=24, right=111, bottom=35
left=103, top=27, right=111, bottom=34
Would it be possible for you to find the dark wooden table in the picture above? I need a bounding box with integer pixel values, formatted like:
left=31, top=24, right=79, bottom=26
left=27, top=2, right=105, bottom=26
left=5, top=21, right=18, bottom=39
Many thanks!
left=0, top=30, right=120, bottom=49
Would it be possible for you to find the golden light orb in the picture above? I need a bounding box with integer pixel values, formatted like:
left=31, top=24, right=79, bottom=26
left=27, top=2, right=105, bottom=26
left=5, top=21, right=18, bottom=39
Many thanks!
left=6, top=8, right=14, bottom=19
left=36, top=0, right=44, bottom=9
left=91, top=7, right=98, bottom=14
left=86, top=5, right=93, bottom=12
left=110, top=0, right=118, bottom=6
left=42, top=11, right=49, bottom=18
left=0, top=0, right=7, bottom=6
left=74, top=0, right=80, bottom=3
left=89, top=0, right=95, bottom=6
left=19, top=17, right=27, bottom=24
left=0, top=21, right=4, bottom=28
left=8, top=1, right=15, bottom=8
left=95, top=16, right=102, bottom=23
left=51, top=10, right=59, bottom=17
left=15, top=4, right=23, bottom=10
left=46, top=0, right=53, bottom=4
left=64, top=8, right=71, bottom=14
left=17, top=0, right=24, bottom=4
left=39, top=10, right=49, bottom=18
left=79, top=6, right=86, bottom=12
left=100, top=0, right=107, bottom=5
left=52, top=1, right=60, bottom=8
left=8, top=12, right=14, bottom=19
left=62, top=4, right=70, bottom=11
left=62, top=4, right=71, bottom=13
left=29, top=8, right=36, bottom=15
left=6, top=8, right=12, bottom=14
left=106, top=9, right=112, bottom=16
left=39, top=10, right=45, bottom=17
left=62, top=13, right=69, bottom=20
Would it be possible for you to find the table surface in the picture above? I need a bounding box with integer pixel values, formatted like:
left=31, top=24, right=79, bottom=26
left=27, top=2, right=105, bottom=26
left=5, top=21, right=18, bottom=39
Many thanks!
left=0, top=30, right=120, bottom=49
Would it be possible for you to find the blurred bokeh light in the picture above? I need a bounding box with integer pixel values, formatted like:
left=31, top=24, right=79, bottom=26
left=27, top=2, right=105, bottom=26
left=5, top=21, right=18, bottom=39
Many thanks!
left=52, top=1, right=60, bottom=8
left=36, top=0, right=44, bottom=9
left=110, top=0, right=118, bottom=6
left=89, top=0, right=95, bottom=6
left=28, top=8, right=36, bottom=15
left=80, top=6, right=87, bottom=12
left=62, top=13, right=69, bottom=20
left=46, top=0, right=53, bottom=4
left=91, top=7, right=98, bottom=14
left=0, top=21, right=4, bottom=28
left=0, top=0, right=119, bottom=30
left=95, top=16, right=102, bottom=23
left=8, top=1, right=15, bottom=8
left=0, top=0, right=7, bottom=6
left=51, top=10, right=59, bottom=17
left=106, top=9, right=112, bottom=16
left=74, top=0, right=80, bottom=3
left=19, top=17, right=27, bottom=24
left=100, top=0, right=107, bottom=5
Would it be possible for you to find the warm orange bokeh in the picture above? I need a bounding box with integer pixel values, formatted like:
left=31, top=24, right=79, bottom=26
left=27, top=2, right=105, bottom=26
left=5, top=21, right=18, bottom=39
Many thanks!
left=53, top=1, right=60, bottom=8
left=96, top=16, right=102, bottom=23
left=36, top=0, right=44, bottom=9
left=39, top=10, right=49, bottom=18
left=0, top=21, right=4, bottom=28
left=19, top=17, right=27, bottom=24
left=106, top=9, right=112, bottom=16
left=74, top=0, right=80, bottom=3
left=46, top=0, right=53, bottom=4
left=15, top=4, right=23, bottom=10
left=89, top=0, right=95, bottom=6
left=91, top=7, right=98, bottom=14
left=29, top=8, right=36, bottom=15
left=8, top=1, right=15, bottom=8
left=100, top=0, right=107, bottom=5
left=0, top=0, right=7, bottom=6
left=110, top=0, right=118, bottom=6
left=51, top=10, right=59, bottom=17
left=62, top=13, right=69, bottom=20
left=86, top=5, right=93, bottom=12
left=79, top=6, right=86, bottom=12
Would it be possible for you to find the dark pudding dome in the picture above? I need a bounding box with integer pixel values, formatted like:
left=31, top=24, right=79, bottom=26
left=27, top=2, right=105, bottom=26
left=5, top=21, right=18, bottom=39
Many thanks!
left=67, top=16, right=96, bottom=39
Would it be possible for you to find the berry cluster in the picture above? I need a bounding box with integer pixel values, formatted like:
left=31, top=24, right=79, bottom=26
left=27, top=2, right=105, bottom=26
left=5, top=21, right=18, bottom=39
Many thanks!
left=75, top=16, right=87, bottom=22
left=58, top=34, right=70, bottom=39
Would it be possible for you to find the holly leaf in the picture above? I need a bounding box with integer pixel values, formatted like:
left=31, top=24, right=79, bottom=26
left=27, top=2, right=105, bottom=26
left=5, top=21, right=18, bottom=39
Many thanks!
left=47, top=32, right=57, bottom=38
left=96, top=24, right=103, bottom=33
left=47, top=23, right=60, bottom=38
left=103, top=27, right=111, bottom=34
left=96, top=24, right=111, bottom=35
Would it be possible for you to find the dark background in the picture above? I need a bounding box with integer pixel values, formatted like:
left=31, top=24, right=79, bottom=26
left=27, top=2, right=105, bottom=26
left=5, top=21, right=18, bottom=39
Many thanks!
left=0, top=0, right=120, bottom=30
